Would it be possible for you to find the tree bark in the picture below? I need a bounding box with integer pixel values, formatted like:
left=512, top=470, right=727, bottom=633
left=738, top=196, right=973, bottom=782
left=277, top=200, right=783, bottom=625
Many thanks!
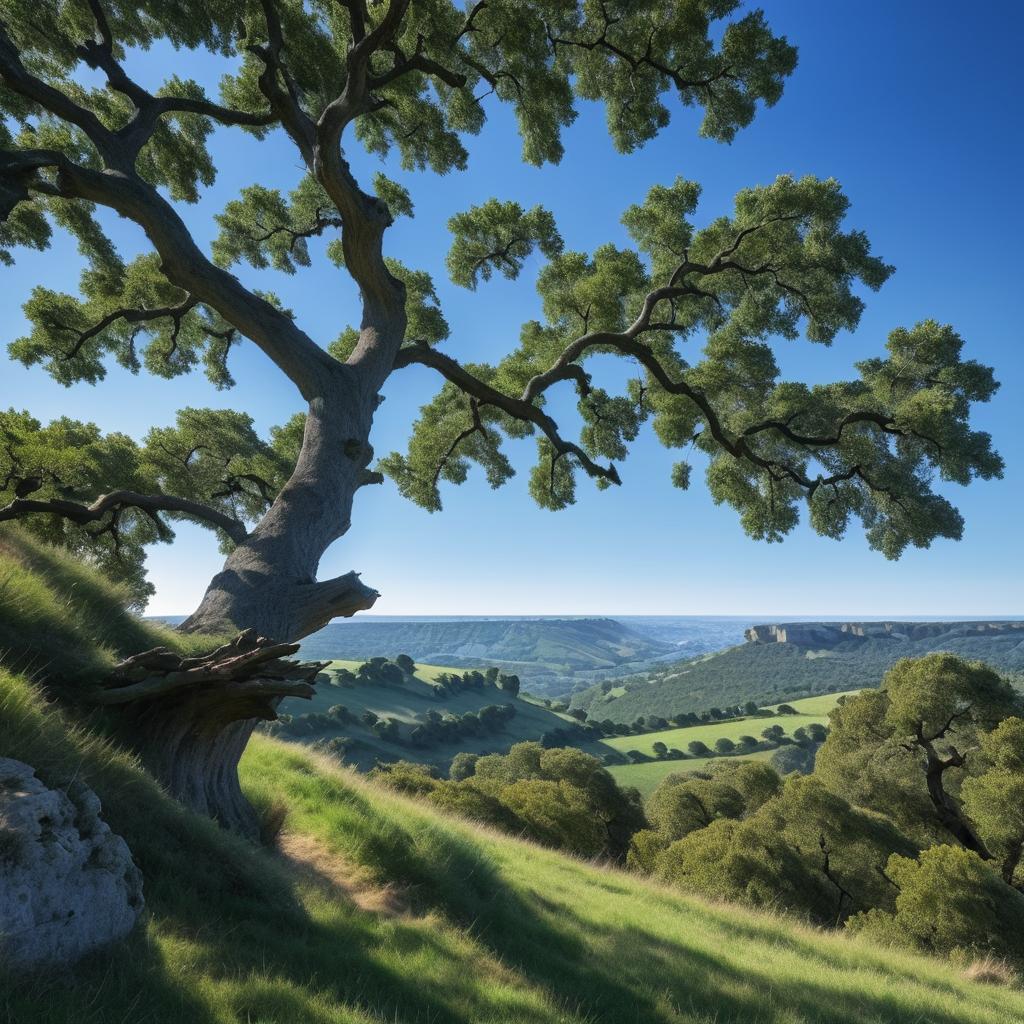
left=95, top=632, right=328, bottom=839
left=180, top=376, right=382, bottom=641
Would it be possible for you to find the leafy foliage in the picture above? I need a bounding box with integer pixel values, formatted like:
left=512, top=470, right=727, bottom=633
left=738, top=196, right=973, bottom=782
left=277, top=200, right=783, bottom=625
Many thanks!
left=0, top=0, right=1000, bottom=597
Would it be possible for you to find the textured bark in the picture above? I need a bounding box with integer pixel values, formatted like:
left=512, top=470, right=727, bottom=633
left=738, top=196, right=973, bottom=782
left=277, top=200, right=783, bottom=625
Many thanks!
left=96, top=632, right=327, bottom=839
left=181, top=380, right=385, bottom=640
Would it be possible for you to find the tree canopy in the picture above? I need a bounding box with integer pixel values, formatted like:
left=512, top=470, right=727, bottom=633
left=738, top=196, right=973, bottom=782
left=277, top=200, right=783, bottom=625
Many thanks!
left=0, top=1, right=1003, bottom=625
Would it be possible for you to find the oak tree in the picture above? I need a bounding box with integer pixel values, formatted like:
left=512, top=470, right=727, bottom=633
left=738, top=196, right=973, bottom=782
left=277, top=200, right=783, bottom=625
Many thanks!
left=0, top=1, right=1002, bottom=832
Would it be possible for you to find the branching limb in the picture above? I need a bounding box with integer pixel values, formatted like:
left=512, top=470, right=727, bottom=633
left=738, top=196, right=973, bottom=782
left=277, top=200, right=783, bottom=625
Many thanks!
left=0, top=489, right=247, bottom=543
left=394, top=342, right=620, bottom=487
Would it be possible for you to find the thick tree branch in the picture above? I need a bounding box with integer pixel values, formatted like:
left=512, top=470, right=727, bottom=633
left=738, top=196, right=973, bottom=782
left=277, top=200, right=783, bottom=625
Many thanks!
left=0, top=489, right=248, bottom=543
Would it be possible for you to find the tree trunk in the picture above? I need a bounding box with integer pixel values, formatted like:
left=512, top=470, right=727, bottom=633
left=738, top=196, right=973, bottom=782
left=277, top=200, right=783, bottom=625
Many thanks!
left=94, top=633, right=327, bottom=840
left=181, top=383, right=381, bottom=641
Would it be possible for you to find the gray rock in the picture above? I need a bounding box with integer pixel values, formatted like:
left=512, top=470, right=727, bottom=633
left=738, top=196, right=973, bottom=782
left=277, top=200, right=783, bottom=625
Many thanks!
left=0, top=758, right=143, bottom=970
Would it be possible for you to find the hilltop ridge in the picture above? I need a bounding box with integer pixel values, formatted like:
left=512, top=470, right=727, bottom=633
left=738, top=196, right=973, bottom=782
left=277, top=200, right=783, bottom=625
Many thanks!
left=746, top=620, right=1024, bottom=647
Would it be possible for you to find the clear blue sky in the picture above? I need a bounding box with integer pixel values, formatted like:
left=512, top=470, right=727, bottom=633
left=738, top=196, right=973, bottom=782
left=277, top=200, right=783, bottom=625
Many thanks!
left=3, top=1, right=1022, bottom=618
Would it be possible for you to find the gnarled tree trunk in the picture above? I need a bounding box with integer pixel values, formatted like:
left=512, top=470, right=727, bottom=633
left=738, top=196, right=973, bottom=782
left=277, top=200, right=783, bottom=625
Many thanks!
left=94, top=632, right=328, bottom=839
left=180, top=388, right=383, bottom=641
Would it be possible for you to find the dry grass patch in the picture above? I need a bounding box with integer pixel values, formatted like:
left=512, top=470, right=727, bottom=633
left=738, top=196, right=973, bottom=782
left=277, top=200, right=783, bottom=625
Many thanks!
left=278, top=830, right=411, bottom=917
left=962, top=956, right=1020, bottom=987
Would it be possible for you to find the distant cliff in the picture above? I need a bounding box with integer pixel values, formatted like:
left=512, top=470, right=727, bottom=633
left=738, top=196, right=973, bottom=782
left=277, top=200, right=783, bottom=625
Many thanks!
left=744, top=621, right=1024, bottom=648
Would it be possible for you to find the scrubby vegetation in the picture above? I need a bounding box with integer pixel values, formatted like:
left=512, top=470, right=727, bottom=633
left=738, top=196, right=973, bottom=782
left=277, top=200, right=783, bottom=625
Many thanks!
left=369, top=742, right=645, bottom=861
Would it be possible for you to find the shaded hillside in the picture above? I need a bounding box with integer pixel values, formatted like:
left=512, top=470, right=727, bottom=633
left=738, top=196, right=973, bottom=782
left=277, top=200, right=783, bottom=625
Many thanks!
left=571, top=620, right=1024, bottom=723
left=274, top=659, right=606, bottom=771
left=298, top=617, right=676, bottom=695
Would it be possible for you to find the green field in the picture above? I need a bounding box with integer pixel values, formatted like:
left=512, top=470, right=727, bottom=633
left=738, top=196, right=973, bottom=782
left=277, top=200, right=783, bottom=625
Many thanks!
left=599, top=692, right=855, bottom=796
left=607, top=748, right=778, bottom=795
left=598, top=710, right=831, bottom=756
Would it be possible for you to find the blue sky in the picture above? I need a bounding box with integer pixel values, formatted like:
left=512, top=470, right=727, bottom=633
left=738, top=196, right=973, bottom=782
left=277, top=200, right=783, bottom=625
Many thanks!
left=3, top=1, right=1022, bottom=618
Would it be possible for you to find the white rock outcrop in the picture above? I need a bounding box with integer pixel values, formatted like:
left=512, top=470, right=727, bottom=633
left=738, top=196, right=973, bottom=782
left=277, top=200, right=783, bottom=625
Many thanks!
left=0, top=758, right=143, bottom=970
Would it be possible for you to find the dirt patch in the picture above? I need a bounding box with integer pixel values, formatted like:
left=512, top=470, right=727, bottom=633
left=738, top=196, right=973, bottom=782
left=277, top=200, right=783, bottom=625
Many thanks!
left=277, top=831, right=410, bottom=917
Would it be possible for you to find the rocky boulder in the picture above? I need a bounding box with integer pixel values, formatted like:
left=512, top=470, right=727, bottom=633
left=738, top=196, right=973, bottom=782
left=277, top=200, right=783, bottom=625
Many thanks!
left=0, top=758, right=143, bottom=970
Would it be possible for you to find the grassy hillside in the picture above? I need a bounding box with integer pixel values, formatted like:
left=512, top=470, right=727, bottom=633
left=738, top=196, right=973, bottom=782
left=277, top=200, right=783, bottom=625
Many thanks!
left=2, top=664, right=1022, bottom=1023
left=572, top=628, right=1024, bottom=723
left=277, top=660, right=606, bottom=770
left=0, top=527, right=213, bottom=684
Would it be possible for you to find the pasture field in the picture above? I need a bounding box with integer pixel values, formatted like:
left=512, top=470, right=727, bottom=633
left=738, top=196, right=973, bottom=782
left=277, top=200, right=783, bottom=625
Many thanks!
left=607, top=749, right=778, bottom=796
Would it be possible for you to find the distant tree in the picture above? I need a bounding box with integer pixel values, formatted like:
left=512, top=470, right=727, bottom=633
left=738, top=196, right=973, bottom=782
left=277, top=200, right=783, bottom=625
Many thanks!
left=497, top=674, right=521, bottom=697
left=770, top=744, right=816, bottom=775
left=484, top=666, right=500, bottom=687
left=627, top=750, right=650, bottom=764
left=687, top=741, right=711, bottom=757
left=478, top=704, right=508, bottom=733
left=360, top=710, right=379, bottom=728
left=652, top=741, right=669, bottom=758
left=807, top=723, right=829, bottom=743
left=373, top=717, right=400, bottom=742
left=761, top=725, right=786, bottom=744
left=737, top=735, right=759, bottom=750
left=395, top=654, right=416, bottom=677
left=709, top=707, right=725, bottom=720
left=333, top=669, right=357, bottom=688
left=744, top=702, right=760, bottom=716
left=792, top=726, right=809, bottom=744
left=327, top=704, right=351, bottom=722
left=714, top=737, right=736, bottom=754
left=408, top=724, right=428, bottom=747
left=568, top=708, right=588, bottom=722
left=367, top=761, right=439, bottom=796
left=776, top=704, right=798, bottom=716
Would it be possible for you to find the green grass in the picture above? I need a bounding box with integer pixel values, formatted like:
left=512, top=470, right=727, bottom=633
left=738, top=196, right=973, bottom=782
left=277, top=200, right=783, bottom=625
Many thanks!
left=598, top=711, right=831, bottom=756
left=598, top=692, right=847, bottom=758
left=4, top=665, right=1021, bottom=1023
left=764, top=691, right=858, bottom=714
left=608, top=749, right=778, bottom=796
left=0, top=526, right=217, bottom=684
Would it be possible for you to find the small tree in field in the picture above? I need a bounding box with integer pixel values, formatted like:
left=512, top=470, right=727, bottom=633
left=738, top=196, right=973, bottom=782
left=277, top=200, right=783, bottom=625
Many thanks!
left=0, top=2, right=1001, bottom=833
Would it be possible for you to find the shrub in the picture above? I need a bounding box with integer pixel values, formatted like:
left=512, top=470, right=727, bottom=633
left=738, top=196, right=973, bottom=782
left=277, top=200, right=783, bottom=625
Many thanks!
left=449, top=752, right=479, bottom=781
left=770, top=744, right=817, bottom=775
left=367, top=760, right=440, bottom=796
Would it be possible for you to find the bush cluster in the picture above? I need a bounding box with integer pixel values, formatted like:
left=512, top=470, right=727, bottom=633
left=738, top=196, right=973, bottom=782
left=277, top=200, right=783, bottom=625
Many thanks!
left=369, top=742, right=645, bottom=861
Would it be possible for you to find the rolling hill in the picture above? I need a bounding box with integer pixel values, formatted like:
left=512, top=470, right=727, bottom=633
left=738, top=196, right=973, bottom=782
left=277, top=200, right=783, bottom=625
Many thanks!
left=274, top=659, right=607, bottom=771
left=297, top=616, right=678, bottom=695
left=571, top=619, right=1024, bottom=723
